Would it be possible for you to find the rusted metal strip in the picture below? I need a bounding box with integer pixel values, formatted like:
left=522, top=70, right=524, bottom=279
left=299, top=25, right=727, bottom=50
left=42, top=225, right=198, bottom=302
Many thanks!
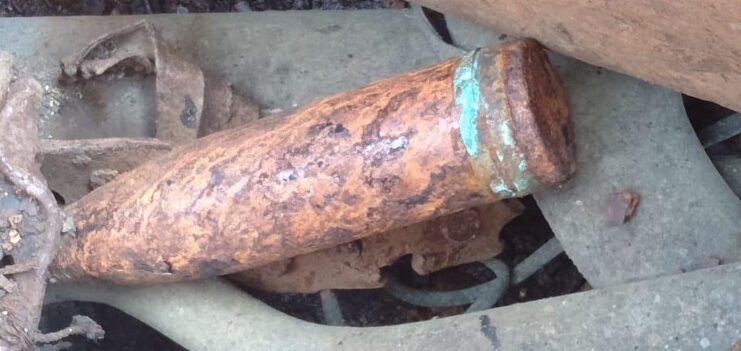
left=230, top=201, right=522, bottom=293
left=60, top=21, right=261, bottom=145
left=50, top=39, right=574, bottom=284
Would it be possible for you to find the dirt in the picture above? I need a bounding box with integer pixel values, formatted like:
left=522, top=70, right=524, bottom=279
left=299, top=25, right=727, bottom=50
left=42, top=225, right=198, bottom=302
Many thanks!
left=0, top=0, right=391, bottom=16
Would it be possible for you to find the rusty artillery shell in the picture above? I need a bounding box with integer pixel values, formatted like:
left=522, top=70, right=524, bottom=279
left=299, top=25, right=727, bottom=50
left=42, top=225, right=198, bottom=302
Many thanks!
left=50, top=39, right=574, bottom=284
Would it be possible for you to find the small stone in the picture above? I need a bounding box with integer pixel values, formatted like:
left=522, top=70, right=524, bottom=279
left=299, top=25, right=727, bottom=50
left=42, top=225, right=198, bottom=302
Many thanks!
left=1, top=311, right=7, bottom=316
left=62, top=215, right=76, bottom=235
left=8, top=230, right=20, bottom=244
left=176, top=5, right=189, bottom=14
left=700, top=337, right=710, bottom=349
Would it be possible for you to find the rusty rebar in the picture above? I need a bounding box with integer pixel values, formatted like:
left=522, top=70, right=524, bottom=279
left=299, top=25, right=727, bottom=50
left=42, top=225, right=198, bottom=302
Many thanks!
left=50, top=39, right=574, bottom=284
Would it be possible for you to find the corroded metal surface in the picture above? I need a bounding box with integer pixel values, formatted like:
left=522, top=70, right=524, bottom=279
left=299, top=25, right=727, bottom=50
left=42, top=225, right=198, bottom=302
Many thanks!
left=231, top=201, right=522, bottom=293
left=0, top=53, right=72, bottom=350
left=60, top=21, right=260, bottom=144
left=463, top=42, right=574, bottom=197
left=50, top=39, right=573, bottom=284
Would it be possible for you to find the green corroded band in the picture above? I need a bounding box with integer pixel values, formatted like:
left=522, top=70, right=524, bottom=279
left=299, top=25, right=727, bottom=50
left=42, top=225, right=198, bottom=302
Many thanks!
left=453, top=48, right=538, bottom=198
left=453, top=49, right=481, bottom=158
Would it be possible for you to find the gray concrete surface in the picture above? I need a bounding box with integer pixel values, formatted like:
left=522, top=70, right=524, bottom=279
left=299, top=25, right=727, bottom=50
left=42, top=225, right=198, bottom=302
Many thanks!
left=48, top=262, right=741, bottom=351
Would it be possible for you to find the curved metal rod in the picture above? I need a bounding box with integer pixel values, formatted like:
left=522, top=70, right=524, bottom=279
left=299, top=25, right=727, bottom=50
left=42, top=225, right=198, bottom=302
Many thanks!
left=700, top=113, right=741, bottom=149
left=383, top=237, right=564, bottom=312
left=512, top=237, right=563, bottom=285
left=319, top=290, right=345, bottom=326
left=383, top=259, right=509, bottom=310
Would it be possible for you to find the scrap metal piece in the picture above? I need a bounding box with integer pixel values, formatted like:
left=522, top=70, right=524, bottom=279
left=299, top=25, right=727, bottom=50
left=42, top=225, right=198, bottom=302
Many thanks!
left=0, top=53, right=81, bottom=350
left=383, top=237, right=564, bottom=312
left=38, top=22, right=260, bottom=205
left=231, top=201, right=522, bottom=293
left=33, top=315, right=104, bottom=346
left=60, top=21, right=259, bottom=144
left=384, top=258, right=509, bottom=311
left=50, top=39, right=574, bottom=284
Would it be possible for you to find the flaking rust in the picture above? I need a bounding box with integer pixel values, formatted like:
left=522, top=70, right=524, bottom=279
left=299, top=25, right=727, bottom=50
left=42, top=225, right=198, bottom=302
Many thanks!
left=231, top=200, right=523, bottom=293
left=50, top=38, right=575, bottom=284
left=0, top=53, right=102, bottom=350
left=40, top=22, right=260, bottom=206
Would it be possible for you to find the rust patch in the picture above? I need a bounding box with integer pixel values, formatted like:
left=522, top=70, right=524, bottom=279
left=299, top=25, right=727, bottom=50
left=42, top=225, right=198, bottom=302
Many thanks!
left=50, top=40, right=571, bottom=284
left=60, top=21, right=260, bottom=145
left=0, top=55, right=101, bottom=348
left=501, top=39, right=575, bottom=187
left=230, top=201, right=522, bottom=293
left=606, top=191, right=640, bottom=226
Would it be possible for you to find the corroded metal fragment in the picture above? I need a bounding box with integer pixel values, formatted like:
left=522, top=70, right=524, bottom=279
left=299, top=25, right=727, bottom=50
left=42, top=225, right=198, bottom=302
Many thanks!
left=231, top=201, right=522, bottom=293
left=0, top=53, right=88, bottom=350
left=60, top=21, right=260, bottom=145
left=50, top=39, right=573, bottom=284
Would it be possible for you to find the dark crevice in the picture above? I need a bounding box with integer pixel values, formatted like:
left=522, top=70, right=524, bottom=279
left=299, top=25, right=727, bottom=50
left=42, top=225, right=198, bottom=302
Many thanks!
left=0, top=255, right=14, bottom=268
left=51, top=190, right=66, bottom=206
left=421, top=7, right=453, bottom=45
left=682, top=94, right=736, bottom=133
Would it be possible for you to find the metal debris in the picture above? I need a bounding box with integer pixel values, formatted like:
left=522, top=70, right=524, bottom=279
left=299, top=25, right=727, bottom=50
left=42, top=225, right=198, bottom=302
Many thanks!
left=50, top=39, right=574, bottom=284
left=232, top=201, right=522, bottom=292
left=0, top=52, right=100, bottom=350
left=384, top=259, right=509, bottom=310
left=511, top=237, right=563, bottom=285
left=319, top=290, right=345, bottom=326
left=33, top=315, right=104, bottom=345
left=384, top=237, right=563, bottom=312
left=59, top=20, right=260, bottom=144
left=38, top=22, right=262, bottom=206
